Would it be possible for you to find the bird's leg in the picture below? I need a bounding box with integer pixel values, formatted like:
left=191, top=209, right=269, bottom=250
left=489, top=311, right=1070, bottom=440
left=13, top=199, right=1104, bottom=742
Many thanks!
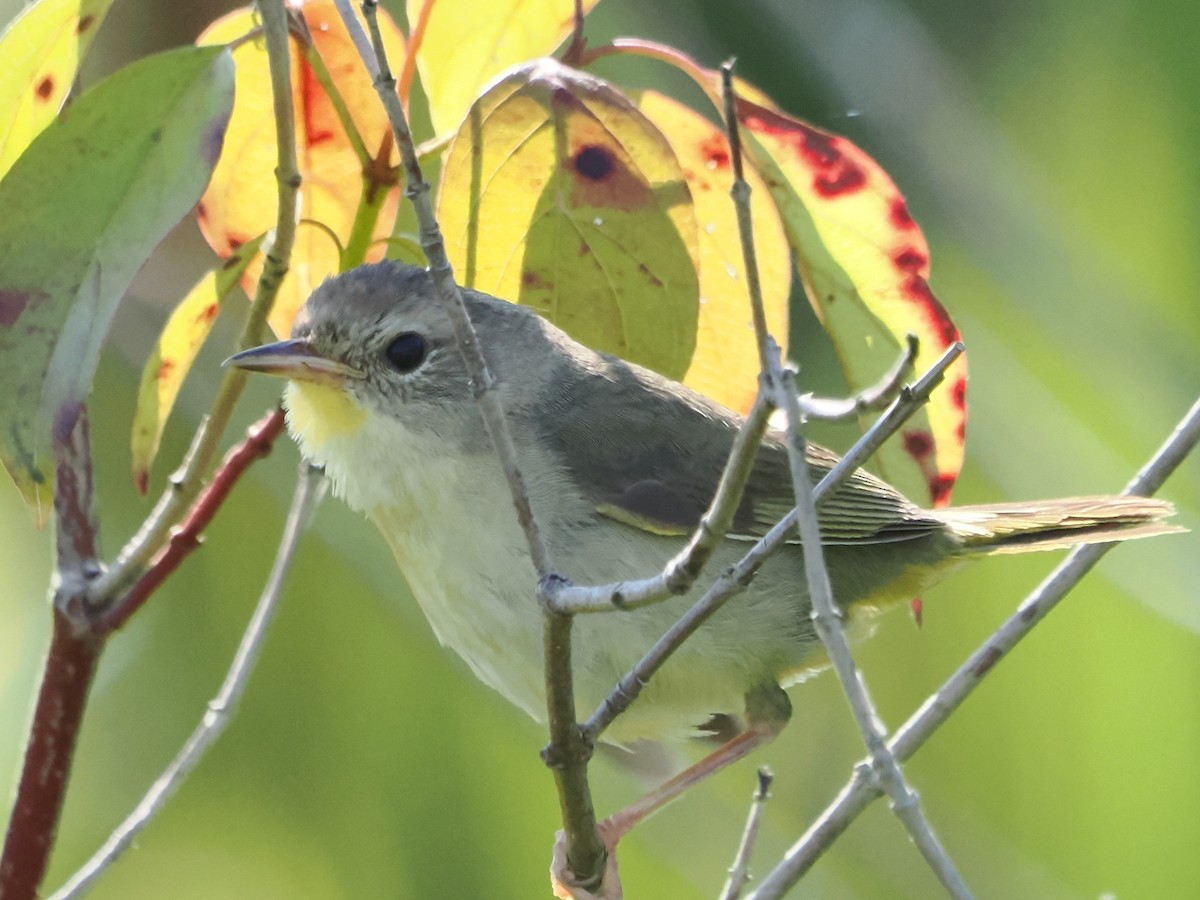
left=599, top=683, right=791, bottom=841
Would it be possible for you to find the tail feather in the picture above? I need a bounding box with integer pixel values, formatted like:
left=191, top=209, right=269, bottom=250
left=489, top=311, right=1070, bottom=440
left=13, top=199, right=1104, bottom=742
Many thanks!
left=934, top=496, right=1182, bottom=555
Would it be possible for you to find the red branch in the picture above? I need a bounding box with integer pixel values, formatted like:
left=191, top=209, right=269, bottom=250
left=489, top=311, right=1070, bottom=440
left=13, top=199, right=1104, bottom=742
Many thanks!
left=0, top=612, right=103, bottom=900
left=100, top=408, right=287, bottom=635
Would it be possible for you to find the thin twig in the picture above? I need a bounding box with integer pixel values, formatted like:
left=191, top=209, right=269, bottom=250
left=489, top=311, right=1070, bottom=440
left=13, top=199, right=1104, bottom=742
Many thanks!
left=801, top=334, right=919, bottom=422
left=721, top=62, right=970, bottom=899
left=86, top=0, right=301, bottom=607
left=0, top=406, right=105, bottom=900
left=582, top=342, right=963, bottom=742
left=749, top=396, right=1200, bottom=899
left=720, top=767, right=774, bottom=900
left=333, top=0, right=605, bottom=886
left=50, top=463, right=327, bottom=900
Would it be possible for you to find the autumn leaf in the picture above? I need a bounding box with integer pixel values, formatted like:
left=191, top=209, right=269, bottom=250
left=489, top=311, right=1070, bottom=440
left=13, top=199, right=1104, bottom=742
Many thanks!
left=438, top=58, right=699, bottom=380
left=0, top=46, right=234, bottom=521
left=131, top=236, right=264, bottom=494
left=0, top=0, right=113, bottom=180
left=412, top=0, right=601, bottom=135
left=196, top=0, right=405, bottom=337
left=636, top=89, right=790, bottom=414
left=736, top=96, right=966, bottom=504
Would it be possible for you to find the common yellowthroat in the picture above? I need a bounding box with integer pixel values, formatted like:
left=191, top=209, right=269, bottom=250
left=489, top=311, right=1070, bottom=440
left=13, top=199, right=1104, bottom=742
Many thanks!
left=227, top=261, right=1175, bottom=754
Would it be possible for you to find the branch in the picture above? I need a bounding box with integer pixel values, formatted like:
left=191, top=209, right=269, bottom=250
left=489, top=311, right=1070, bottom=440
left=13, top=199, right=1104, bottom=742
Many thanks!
left=750, top=394, right=1200, bottom=898
left=85, top=0, right=301, bottom=608
left=0, top=406, right=104, bottom=900
left=720, top=768, right=774, bottom=900
left=800, top=333, right=919, bottom=422
left=720, top=62, right=970, bottom=898
left=333, top=0, right=605, bottom=887
left=49, top=463, right=326, bottom=900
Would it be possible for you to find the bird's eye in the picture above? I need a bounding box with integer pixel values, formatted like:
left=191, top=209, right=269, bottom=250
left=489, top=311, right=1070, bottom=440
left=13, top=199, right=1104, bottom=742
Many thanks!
left=384, top=332, right=427, bottom=373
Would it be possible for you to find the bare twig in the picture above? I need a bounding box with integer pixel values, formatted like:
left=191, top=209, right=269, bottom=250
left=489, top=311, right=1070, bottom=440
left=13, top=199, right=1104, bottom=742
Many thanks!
left=50, top=463, right=327, bottom=900
left=582, top=341, right=963, bottom=742
left=800, top=334, right=919, bottom=422
left=721, top=63, right=970, bottom=898
left=749, top=396, right=1200, bottom=898
left=332, top=0, right=605, bottom=886
left=0, top=406, right=104, bottom=900
left=720, top=768, right=774, bottom=900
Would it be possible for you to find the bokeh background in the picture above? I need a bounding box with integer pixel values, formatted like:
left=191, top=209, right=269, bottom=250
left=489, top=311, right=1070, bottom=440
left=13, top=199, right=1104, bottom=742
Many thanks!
left=2, top=0, right=1198, bottom=896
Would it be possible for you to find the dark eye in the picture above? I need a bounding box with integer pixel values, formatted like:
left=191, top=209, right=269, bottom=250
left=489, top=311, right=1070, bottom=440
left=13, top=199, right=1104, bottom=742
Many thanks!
left=384, top=332, right=427, bottom=373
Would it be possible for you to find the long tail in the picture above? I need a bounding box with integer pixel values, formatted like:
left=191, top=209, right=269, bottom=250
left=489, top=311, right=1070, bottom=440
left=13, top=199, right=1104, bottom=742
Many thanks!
left=932, top=496, right=1181, bottom=555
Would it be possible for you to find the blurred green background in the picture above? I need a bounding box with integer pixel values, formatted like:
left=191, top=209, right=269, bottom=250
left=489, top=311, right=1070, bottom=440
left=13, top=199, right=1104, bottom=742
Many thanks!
left=2, top=0, right=1198, bottom=897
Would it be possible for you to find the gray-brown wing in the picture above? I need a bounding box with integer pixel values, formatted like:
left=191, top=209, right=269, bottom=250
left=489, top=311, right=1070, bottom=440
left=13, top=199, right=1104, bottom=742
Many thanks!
left=540, top=350, right=944, bottom=546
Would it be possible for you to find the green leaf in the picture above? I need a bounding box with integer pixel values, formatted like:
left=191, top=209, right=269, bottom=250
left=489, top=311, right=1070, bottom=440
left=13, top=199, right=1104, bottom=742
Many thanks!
left=0, top=45, right=234, bottom=522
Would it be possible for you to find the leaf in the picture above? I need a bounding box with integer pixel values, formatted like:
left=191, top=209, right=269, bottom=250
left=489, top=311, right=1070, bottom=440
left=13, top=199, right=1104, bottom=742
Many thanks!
left=131, top=236, right=264, bottom=494
left=0, top=45, right=234, bottom=522
left=412, top=0, right=602, bottom=135
left=196, top=1, right=405, bottom=337
left=636, top=90, right=791, bottom=415
left=438, top=59, right=700, bottom=380
left=735, top=97, right=966, bottom=505
left=0, top=0, right=113, bottom=180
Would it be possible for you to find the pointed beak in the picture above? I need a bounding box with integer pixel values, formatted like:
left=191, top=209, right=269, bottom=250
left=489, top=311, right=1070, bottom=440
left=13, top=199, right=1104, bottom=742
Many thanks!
left=224, top=339, right=364, bottom=384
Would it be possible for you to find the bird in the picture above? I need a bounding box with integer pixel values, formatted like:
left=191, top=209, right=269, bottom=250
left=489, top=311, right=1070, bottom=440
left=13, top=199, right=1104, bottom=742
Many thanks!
left=226, top=259, right=1176, bottom=829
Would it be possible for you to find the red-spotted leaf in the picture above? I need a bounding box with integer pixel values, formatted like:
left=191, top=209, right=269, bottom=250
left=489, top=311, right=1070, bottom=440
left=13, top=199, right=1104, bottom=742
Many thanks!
left=131, top=236, right=264, bottom=494
left=0, top=0, right=113, bottom=180
left=438, top=58, right=700, bottom=380
left=0, top=45, right=234, bottom=522
left=736, top=97, right=966, bottom=504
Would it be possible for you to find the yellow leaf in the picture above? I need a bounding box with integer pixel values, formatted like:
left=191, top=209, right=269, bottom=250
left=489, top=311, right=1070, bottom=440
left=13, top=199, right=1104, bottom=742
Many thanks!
left=438, top=59, right=700, bottom=379
left=412, top=0, right=600, bottom=134
left=736, top=96, right=966, bottom=505
left=637, top=90, right=790, bottom=415
left=196, top=1, right=405, bottom=336
left=0, top=0, right=113, bottom=180
left=131, top=237, right=263, bottom=493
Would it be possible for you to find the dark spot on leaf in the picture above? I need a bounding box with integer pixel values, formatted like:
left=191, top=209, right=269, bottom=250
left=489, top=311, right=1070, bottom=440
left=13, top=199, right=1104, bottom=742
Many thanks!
left=893, top=247, right=927, bottom=273
left=901, top=275, right=959, bottom=346
left=77, top=14, right=95, bottom=33
left=35, top=76, right=55, bottom=101
left=890, top=198, right=916, bottom=230
left=0, top=288, right=48, bottom=327
left=574, top=145, right=614, bottom=181
left=903, top=430, right=933, bottom=459
left=638, top=263, right=663, bottom=289
left=300, top=61, right=335, bottom=146
left=697, top=134, right=729, bottom=170
left=739, top=104, right=866, bottom=199
left=198, top=303, right=218, bottom=324
left=952, top=377, right=966, bottom=410
left=149, top=127, right=163, bottom=143
left=202, top=115, right=230, bottom=168
left=157, top=359, right=175, bottom=381
left=196, top=201, right=208, bottom=221
left=910, top=597, right=923, bottom=627
left=930, top=474, right=955, bottom=506
left=521, top=269, right=550, bottom=291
